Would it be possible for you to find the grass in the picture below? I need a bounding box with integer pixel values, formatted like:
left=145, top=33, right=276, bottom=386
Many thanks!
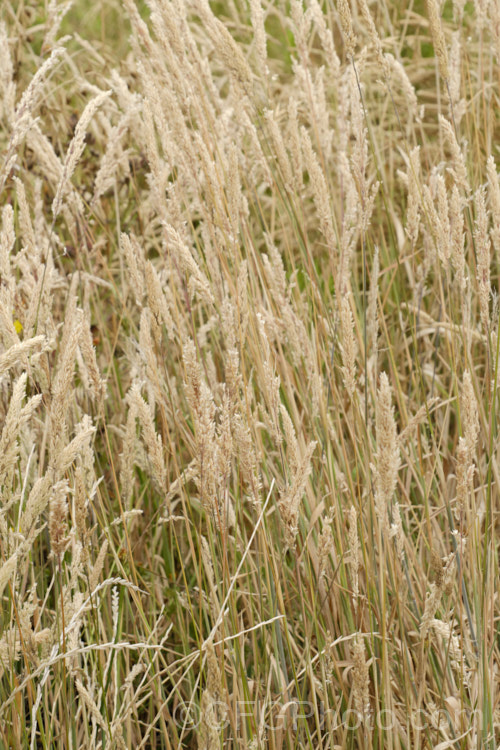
left=0, top=0, right=499, bottom=747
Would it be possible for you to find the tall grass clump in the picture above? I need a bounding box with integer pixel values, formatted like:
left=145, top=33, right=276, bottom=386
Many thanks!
left=0, top=0, right=499, bottom=747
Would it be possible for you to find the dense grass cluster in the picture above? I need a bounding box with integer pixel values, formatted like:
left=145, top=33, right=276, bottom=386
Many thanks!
left=0, top=0, right=499, bottom=747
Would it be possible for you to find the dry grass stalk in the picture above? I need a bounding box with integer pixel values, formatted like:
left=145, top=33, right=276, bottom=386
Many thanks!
left=374, top=373, right=399, bottom=532
left=439, top=115, right=469, bottom=192
left=49, top=481, right=70, bottom=560
left=52, top=90, right=111, bottom=219
left=426, top=0, right=449, bottom=80
left=450, top=183, right=466, bottom=292
left=249, top=0, right=268, bottom=73
left=278, top=439, right=317, bottom=549
left=420, top=552, right=456, bottom=638
left=474, top=187, right=491, bottom=333
left=352, top=634, right=370, bottom=719
left=367, top=245, right=379, bottom=364
left=487, top=156, right=500, bottom=255
left=337, top=0, right=356, bottom=58
left=347, top=505, right=360, bottom=607
left=318, top=511, right=336, bottom=580
left=339, top=294, right=358, bottom=398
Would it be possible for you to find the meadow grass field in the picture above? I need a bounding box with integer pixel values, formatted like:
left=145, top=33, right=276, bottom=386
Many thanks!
left=0, top=0, right=499, bottom=747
